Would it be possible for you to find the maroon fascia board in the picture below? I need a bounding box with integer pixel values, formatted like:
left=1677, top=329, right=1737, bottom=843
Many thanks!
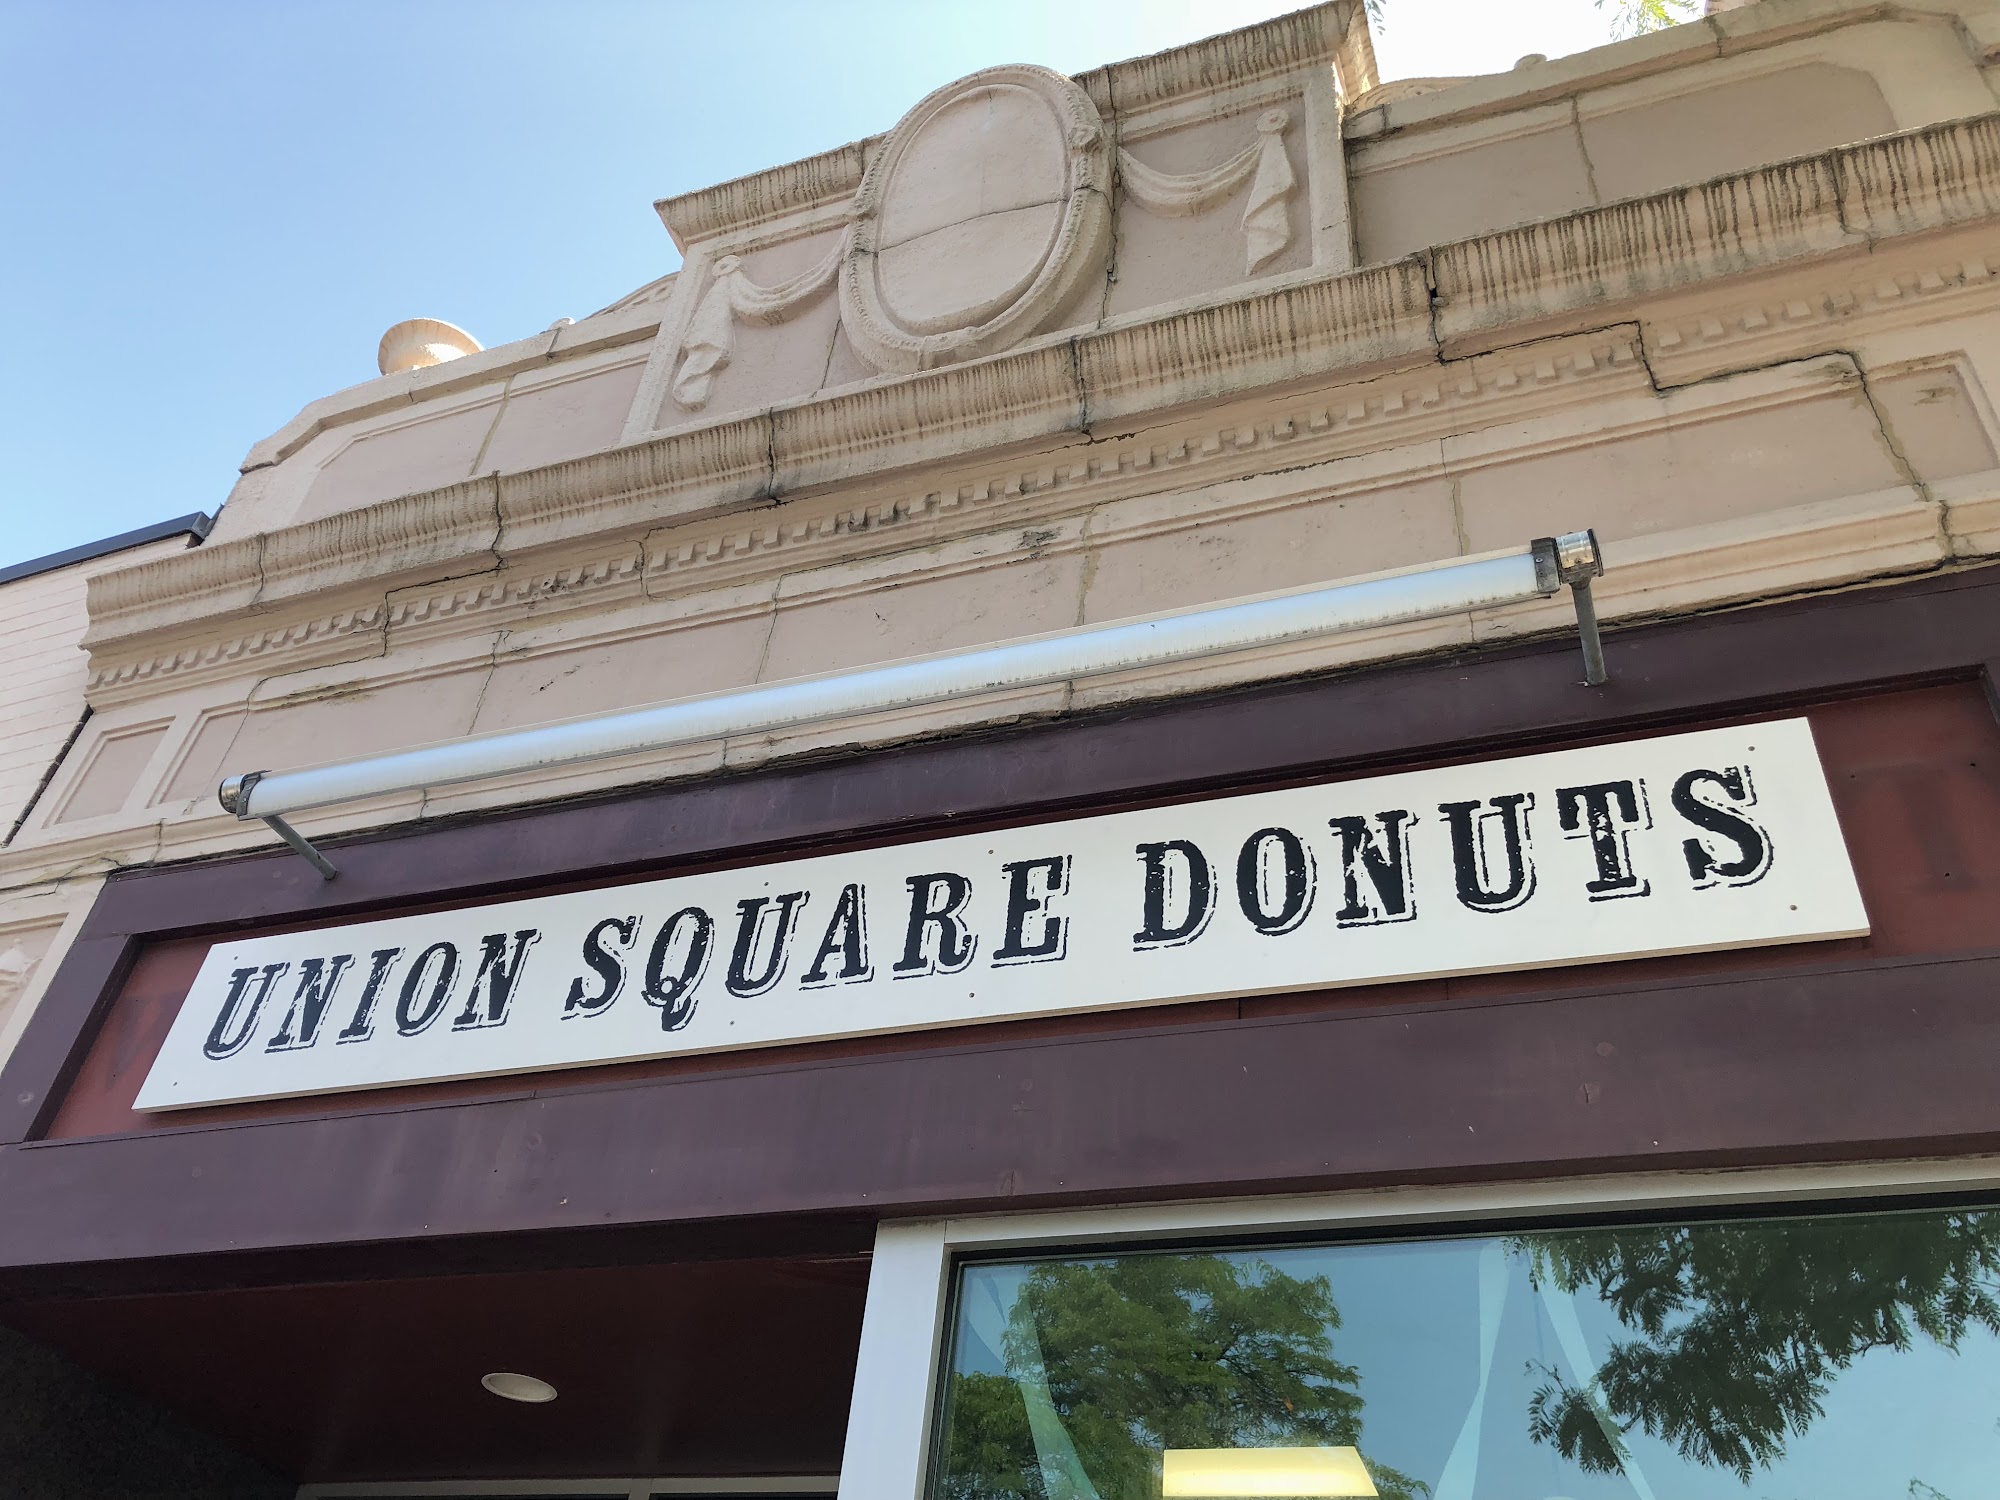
left=1, top=950, right=1998, bottom=1281
left=0, top=564, right=1998, bottom=1278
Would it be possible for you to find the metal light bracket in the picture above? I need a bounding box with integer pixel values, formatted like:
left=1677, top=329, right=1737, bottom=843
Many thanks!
left=219, top=533, right=1611, bottom=874
left=1532, top=529, right=1608, bottom=686
left=219, top=770, right=338, bottom=880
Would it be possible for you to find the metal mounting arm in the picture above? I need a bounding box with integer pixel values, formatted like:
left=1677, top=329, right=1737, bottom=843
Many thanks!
left=1533, top=529, right=1608, bottom=686
left=219, top=771, right=338, bottom=880
left=220, top=531, right=1611, bottom=874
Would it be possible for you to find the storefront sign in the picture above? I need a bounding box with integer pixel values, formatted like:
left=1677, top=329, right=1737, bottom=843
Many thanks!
left=136, top=719, right=1867, bottom=1110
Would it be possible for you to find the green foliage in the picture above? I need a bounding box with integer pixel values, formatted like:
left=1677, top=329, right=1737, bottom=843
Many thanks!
left=935, top=1254, right=1424, bottom=1500
left=937, top=1374, right=1046, bottom=1500
left=1513, top=1210, right=2000, bottom=1482
left=1597, top=0, right=1702, bottom=42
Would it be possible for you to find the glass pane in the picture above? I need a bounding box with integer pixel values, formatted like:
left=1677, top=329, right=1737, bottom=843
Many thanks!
left=931, top=1206, right=2000, bottom=1499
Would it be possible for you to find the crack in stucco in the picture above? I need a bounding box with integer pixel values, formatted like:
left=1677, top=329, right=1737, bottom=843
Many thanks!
left=2, top=707, right=92, bottom=848
left=1069, top=338, right=1092, bottom=439
left=751, top=575, right=785, bottom=687
left=488, top=472, right=508, bottom=569
left=815, top=319, right=842, bottom=394
left=764, top=408, right=781, bottom=504
left=1570, top=96, right=1604, bottom=206
left=1442, top=442, right=1470, bottom=557
left=1417, top=249, right=1445, bottom=365
left=1098, top=67, right=1124, bottom=326
left=422, top=624, right=514, bottom=820
left=467, top=377, right=513, bottom=480
left=1839, top=346, right=1951, bottom=555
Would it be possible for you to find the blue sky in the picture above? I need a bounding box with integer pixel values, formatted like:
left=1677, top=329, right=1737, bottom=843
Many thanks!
left=0, top=0, right=1626, bottom=570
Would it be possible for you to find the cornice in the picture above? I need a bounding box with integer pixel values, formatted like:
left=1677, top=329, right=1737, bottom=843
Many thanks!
left=1342, top=0, right=1981, bottom=146
left=654, top=140, right=873, bottom=252
left=83, top=112, right=2000, bottom=693
left=82, top=328, right=1646, bottom=703
left=237, top=299, right=665, bottom=474
left=653, top=2, right=1371, bottom=253
left=1074, top=2, right=1373, bottom=118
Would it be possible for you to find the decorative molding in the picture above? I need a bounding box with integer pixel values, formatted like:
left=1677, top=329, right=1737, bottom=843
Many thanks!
left=1339, top=0, right=1973, bottom=147
left=673, top=237, right=848, bottom=409
left=1431, top=113, right=2000, bottom=352
left=1345, top=77, right=1471, bottom=114
left=1075, top=1, right=1372, bottom=118
left=658, top=89, right=1306, bottom=433
left=1118, top=108, right=1295, bottom=273
left=655, top=139, right=872, bottom=250
left=840, top=66, right=1113, bottom=374
left=236, top=302, right=665, bottom=474
left=647, top=2, right=1369, bottom=254
left=83, top=322, right=1839, bottom=704
left=1645, top=244, right=2000, bottom=380
left=591, top=271, right=679, bottom=317
left=83, top=329, right=1640, bottom=700
left=1429, top=154, right=1855, bottom=349
left=0, top=943, right=38, bottom=1021
left=80, top=113, right=2000, bottom=689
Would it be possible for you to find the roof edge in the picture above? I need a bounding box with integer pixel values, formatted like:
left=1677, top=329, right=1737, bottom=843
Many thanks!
left=0, top=513, right=212, bottom=588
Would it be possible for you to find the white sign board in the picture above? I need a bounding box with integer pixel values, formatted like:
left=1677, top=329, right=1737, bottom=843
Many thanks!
left=137, top=719, right=1867, bottom=1110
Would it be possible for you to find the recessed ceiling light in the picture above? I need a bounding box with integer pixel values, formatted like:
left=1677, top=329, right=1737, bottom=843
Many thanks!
left=481, top=1371, right=558, bottom=1404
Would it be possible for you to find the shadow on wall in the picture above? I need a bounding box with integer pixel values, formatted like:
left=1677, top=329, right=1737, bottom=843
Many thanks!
left=0, top=1323, right=289, bottom=1500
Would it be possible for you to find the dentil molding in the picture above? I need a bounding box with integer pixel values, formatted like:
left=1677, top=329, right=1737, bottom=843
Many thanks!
left=81, top=112, right=2000, bottom=694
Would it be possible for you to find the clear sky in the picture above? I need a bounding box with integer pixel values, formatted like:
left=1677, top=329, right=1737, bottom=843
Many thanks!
left=0, top=0, right=1630, bottom=570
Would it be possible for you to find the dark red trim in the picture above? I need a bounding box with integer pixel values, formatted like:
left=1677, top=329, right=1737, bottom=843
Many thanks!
left=2, top=564, right=1998, bottom=1282
left=1, top=948, right=1996, bottom=1282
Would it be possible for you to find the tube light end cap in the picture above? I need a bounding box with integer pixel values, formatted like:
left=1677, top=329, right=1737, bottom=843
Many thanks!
left=217, top=772, right=262, bottom=818
left=1553, top=528, right=1603, bottom=583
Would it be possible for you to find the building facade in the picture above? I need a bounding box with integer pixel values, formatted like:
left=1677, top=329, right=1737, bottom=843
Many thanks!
left=5, top=1, right=2000, bottom=1493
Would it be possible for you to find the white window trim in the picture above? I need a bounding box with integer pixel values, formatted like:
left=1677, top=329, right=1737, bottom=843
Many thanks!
left=833, top=1154, right=2000, bottom=1500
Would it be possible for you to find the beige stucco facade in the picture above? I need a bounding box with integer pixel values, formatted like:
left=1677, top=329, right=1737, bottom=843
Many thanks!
left=9, top=0, right=2000, bottom=1066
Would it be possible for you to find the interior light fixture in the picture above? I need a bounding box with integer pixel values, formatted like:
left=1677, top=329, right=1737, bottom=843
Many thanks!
left=1161, top=1445, right=1379, bottom=1498
left=220, top=531, right=1607, bottom=878
left=480, top=1371, right=558, bottom=1404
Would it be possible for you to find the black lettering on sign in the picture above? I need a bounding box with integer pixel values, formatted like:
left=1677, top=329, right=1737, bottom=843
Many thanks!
left=564, top=916, right=640, bottom=1018
left=337, top=948, right=403, bottom=1044
left=265, top=954, right=356, bottom=1052
left=992, top=856, right=1072, bottom=966
left=644, top=906, right=714, bottom=1031
left=1672, top=766, right=1774, bottom=887
left=802, top=884, right=873, bottom=988
left=203, top=962, right=290, bottom=1061
left=452, top=929, right=543, bottom=1031
left=1236, top=827, right=1316, bottom=936
left=727, top=893, right=809, bottom=997
left=1133, top=840, right=1214, bottom=949
left=894, top=873, right=978, bottom=977
left=1556, top=780, right=1653, bottom=901
left=395, top=942, right=460, bottom=1037
left=1329, top=810, right=1417, bottom=926
left=1439, top=793, right=1538, bottom=913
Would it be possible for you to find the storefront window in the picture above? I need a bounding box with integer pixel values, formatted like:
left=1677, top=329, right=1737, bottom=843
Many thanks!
left=930, top=1206, right=2000, bottom=1498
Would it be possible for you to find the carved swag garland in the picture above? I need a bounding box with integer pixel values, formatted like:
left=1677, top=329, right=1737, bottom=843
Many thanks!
left=671, top=107, right=1296, bottom=411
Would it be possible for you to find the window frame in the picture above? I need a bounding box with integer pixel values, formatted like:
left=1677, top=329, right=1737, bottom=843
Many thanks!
left=831, top=1154, right=2000, bottom=1500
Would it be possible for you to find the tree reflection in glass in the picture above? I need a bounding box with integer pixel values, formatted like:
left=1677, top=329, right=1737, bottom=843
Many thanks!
left=938, top=1253, right=1420, bottom=1500
left=1511, top=1210, right=2000, bottom=1483
left=931, top=1206, right=2000, bottom=1500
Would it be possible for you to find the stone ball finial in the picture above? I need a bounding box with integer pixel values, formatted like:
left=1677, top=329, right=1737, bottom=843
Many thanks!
left=377, top=318, right=482, bottom=376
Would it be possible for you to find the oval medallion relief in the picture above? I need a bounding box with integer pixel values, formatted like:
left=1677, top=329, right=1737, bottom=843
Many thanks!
left=841, top=65, right=1110, bottom=373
